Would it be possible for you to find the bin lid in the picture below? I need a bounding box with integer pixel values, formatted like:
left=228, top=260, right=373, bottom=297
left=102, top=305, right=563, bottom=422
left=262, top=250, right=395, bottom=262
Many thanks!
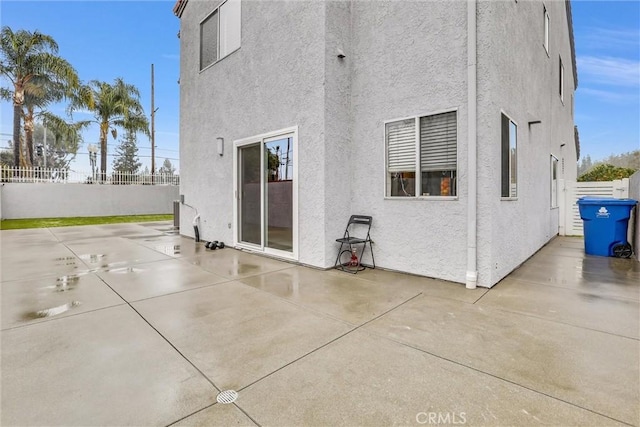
left=577, top=197, right=638, bottom=206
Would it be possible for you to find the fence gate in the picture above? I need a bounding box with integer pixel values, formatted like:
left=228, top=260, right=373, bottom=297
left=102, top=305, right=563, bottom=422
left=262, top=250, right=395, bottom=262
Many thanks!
left=560, top=178, right=630, bottom=236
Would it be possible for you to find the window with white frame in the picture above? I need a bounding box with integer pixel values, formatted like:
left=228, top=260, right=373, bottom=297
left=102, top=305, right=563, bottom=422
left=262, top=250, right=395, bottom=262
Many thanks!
left=550, top=155, right=558, bottom=208
left=386, top=111, right=457, bottom=198
left=200, top=0, right=241, bottom=70
left=559, top=56, right=564, bottom=102
left=543, top=6, right=549, bottom=54
left=501, top=114, right=517, bottom=198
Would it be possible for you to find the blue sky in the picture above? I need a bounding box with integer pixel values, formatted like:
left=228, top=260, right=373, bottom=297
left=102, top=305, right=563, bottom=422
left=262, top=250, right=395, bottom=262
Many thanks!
left=572, top=0, right=640, bottom=162
left=0, top=0, right=180, bottom=172
left=0, top=0, right=639, bottom=173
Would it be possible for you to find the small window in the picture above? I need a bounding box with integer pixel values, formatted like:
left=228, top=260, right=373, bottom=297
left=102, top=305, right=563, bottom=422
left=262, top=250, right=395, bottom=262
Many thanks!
left=550, top=155, right=558, bottom=208
left=543, top=7, right=549, bottom=54
left=386, top=111, right=457, bottom=198
left=200, top=0, right=241, bottom=70
left=559, top=56, right=564, bottom=102
left=501, top=114, right=517, bottom=198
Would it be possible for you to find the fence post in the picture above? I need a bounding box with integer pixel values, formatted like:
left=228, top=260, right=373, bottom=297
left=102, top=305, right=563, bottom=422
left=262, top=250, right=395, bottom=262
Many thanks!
left=558, top=178, right=566, bottom=236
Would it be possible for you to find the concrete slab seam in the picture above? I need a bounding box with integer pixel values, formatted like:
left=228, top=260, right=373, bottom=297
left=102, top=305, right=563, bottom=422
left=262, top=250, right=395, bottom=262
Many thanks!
left=362, top=331, right=634, bottom=427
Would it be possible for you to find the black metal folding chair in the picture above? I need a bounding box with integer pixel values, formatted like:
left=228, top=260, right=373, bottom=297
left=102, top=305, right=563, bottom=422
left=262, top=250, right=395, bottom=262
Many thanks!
left=334, top=215, right=375, bottom=273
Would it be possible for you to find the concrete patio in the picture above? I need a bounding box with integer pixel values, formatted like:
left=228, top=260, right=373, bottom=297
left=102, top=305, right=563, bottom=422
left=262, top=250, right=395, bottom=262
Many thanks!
left=1, top=222, right=638, bottom=426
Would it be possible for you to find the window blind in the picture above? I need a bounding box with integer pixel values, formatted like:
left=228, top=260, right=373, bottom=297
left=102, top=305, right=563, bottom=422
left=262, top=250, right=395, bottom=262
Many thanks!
left=220, top=0, right=241, bottom=57
left=420, top=111, right=457, bottom=171
left=386, top=119, right=416, bottom=173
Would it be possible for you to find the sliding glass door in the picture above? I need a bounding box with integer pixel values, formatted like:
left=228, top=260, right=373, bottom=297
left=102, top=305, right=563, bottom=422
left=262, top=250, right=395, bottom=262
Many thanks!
left=235, top=128, right=296, bottom=258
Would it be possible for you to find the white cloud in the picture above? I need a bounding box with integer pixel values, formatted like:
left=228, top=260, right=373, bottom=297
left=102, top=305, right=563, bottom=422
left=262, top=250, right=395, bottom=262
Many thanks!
left=583, top=27, right=640, bottom=50
left=71, top=109, right=94, bottom=116
left=578, top=87, right=639, bottom=104
left=577, top=56, right=640, bottom=87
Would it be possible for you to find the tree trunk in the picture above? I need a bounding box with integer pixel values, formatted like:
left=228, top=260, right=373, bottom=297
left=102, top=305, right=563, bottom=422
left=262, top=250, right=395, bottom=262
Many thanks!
left=24, top=108, right=35, bottom=168
left=100, top=122, right=108, bottom=182
left=12, top=85, right=24, bottom=172
left=12, top=104, right=21, bottom=169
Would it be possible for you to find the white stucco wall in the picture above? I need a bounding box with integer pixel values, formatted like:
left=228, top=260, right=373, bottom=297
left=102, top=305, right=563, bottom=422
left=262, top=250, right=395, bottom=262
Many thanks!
left=178, top=0, right=578, bottom=287
left=178, top=0, right=328, bottom=265
left=346, top=0, right=469, bottom=283
left=0, top=184, right=178, bottom=219
left=323, top=1, right=354, bottom=267
left=476, top=0, right=578, bottom=285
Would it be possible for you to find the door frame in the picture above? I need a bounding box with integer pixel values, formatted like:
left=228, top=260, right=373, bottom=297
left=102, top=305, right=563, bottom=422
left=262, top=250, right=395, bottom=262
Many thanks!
left=232, top=126, right=299, bottom=260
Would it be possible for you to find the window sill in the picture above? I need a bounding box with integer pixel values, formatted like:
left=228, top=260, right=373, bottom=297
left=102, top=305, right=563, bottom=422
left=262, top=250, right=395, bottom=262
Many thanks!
left=384, top=196, right=458, bottom=201
left=199, top=47, right=241, bottom=74
left=500, top=197, right=518, bottom=201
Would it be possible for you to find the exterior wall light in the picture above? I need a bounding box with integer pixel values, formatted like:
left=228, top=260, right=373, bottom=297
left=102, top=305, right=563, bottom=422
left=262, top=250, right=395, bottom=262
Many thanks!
left=217, top=137, right=224, bottom=156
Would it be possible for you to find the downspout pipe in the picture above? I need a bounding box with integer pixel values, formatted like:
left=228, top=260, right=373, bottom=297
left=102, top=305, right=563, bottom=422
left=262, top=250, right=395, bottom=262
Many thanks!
left=466, top=0, right=478, bottom=289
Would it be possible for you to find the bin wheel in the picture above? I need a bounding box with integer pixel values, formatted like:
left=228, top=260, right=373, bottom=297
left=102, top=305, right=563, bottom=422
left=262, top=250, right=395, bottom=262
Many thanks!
left=612, top=243, right=632, bottom=259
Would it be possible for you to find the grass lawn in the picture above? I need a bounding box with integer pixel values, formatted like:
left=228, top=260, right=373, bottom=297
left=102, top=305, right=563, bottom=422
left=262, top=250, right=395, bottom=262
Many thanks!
left=0, top=214, right=173, bottom=230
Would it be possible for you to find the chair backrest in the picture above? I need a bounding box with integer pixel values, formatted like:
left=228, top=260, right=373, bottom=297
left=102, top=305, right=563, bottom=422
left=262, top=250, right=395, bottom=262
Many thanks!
left=344, top=215, right=372, bottom=239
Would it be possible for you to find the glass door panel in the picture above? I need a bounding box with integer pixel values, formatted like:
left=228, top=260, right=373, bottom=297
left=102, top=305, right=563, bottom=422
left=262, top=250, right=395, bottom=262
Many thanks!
left=265, top=137, right=293, bottom=252
left=239, top=144, right=261, bottom=246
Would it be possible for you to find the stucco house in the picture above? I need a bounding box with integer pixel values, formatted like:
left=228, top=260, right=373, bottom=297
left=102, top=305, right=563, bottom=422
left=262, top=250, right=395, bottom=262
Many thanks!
left=173, top=0, right=578, bottom=288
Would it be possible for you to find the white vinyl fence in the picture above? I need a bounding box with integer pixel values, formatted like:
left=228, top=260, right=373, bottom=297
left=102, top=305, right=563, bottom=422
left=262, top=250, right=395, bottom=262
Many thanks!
left=559, top=178, right=630, bottom=236
left=1, top=166, right=179, bottom=186
left=0, top=167, right=180, bottom=219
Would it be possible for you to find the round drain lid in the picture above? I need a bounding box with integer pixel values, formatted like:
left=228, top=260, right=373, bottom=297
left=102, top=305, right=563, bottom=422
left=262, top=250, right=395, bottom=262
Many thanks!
left=216, top=390, right=238, bottom=404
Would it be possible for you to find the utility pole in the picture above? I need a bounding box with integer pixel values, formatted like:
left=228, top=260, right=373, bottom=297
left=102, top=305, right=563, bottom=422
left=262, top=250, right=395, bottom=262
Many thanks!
left=151, top=63, right=156, bottom=184
left=43, top=124, right=47, bottom=168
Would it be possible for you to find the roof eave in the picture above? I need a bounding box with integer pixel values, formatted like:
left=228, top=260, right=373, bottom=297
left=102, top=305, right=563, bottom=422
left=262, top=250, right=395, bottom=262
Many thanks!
left=565, top=0, right=578, bottom=89
left=173, top=0, right=188, bottom=18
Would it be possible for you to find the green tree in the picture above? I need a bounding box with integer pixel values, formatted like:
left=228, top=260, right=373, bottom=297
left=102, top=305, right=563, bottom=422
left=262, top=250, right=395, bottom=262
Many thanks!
left=33, top=121, right=83, bottom=170
left=578, top=163, right=636, bottom=182
left=112, top=131, right=141, bottom=177
left=0, top=140, right=14, bottom=166
left=72, top=78, right=149, bottom=180
left=0, top=26, right=79, bottom=168
left=578, top=154, right=593, bottom=176
left=158, top=158, right=175, bottom=176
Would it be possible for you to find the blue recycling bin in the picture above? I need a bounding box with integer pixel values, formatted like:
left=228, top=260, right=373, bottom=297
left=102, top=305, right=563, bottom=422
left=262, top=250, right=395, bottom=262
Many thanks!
left=576, top=197, right=637, bottom=258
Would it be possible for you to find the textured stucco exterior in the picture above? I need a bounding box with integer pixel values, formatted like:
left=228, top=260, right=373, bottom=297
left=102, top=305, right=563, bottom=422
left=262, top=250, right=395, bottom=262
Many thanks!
left=348, top=0, right=468, bottom=283
left=176, top=0, right=577, bottom=287
left=0, top=184, right=178, bottom=219
left=476, top=0, right=578, bottom=284
left=179, top=0, right=328, bottom=266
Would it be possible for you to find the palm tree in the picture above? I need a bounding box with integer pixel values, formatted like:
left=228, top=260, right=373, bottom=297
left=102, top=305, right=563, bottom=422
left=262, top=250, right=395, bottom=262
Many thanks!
left=0, top=26, right=79, bottom=168
left=73, top=78, right=149, bottom=180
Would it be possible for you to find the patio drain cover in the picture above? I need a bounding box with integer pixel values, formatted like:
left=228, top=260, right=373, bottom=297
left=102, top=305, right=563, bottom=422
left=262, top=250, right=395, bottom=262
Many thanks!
left=216, top=390, right=238, bottom=404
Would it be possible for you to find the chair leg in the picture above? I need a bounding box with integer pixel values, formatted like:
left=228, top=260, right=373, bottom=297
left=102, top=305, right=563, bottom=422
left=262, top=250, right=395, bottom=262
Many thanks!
left=334, top=242, right=345, bottom=269
left=368, top=241, right=375, bottom=269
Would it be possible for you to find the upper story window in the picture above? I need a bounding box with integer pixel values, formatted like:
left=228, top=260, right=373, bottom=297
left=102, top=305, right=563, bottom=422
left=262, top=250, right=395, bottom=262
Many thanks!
left=559, top=56, right=564, bottom=102
left=501, top=113, right=517, bottom=198
left=385, top=110, right=458, bottom=198
left=200, top=0, right=241, bottom=70
left=543, top=6, right=549, bottom=54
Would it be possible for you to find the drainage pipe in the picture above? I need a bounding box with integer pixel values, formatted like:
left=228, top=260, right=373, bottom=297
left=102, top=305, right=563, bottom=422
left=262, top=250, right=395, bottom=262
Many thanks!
left=192, top=213, right=201, bottom=242
left=466, top=0, right=478, bottom=289
left=182, top=202, right=201, bottom=242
